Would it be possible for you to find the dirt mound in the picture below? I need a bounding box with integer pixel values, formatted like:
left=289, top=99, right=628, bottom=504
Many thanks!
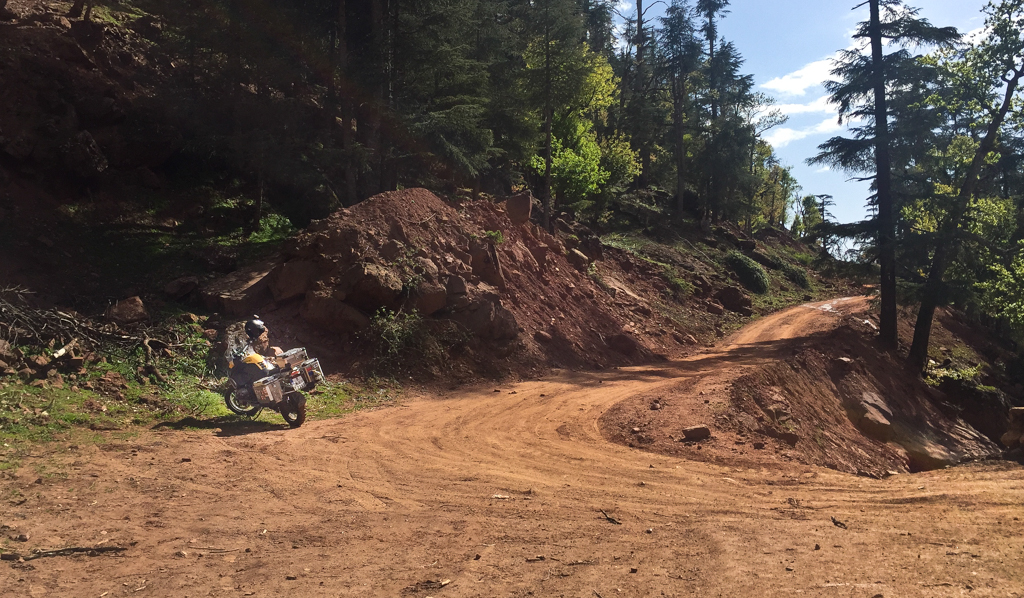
left=600, top=298, right=1002, bottom=474
left=210, top=188, right=711, bottom=378
left=730, top=323, right=999, bottom=473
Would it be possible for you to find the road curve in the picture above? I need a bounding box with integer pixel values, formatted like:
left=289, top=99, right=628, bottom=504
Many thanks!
left=3, top=296, right=1020, bottom=597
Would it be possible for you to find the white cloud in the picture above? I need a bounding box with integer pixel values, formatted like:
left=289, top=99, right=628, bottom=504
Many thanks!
left=815, top=166, right=832, bottom=174
left=775, top=95, right=832, bottom=116
left=761, top=55, right=839, bottom=97
left=764, top=117, right=843, bottom=148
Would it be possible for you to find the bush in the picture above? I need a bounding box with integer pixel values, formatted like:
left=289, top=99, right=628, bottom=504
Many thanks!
left=368, top=309, right=424, bottom=369
left=780, top=262, right=810, bottom=289
left=726, top=252, right=770, bottom=294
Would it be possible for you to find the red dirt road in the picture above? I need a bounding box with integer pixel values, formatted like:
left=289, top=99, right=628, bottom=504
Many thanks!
left=3, top=299, right=1022, bottom=597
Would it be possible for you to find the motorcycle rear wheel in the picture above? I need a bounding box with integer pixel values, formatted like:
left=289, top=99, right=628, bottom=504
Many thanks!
left=280, top=393, right=306, bottom=428
left=224, top=388, right=262, bottom=418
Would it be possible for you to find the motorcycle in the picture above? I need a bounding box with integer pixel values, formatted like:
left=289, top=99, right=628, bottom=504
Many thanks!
left=223, top=345, right=324, bottom=428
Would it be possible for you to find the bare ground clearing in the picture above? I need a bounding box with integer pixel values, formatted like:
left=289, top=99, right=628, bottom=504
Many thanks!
left=2, top=299, right=1022, bottom=597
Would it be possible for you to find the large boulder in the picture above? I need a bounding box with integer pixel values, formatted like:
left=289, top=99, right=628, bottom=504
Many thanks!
left=200, top=260, right=276, bottom=316
left=469, top=238, right=506, bottom=290
left=567, top=248, right=590, bottom=271
left=447, top=293, right=518, bottom=341
left=106, top=296, right=148, bottom=325
left=504, top=192, right=533, bottom=225
left=1000, top=407, right=1024, bottom=449
left=849, top=393, right=894, bottom=442
left=714, top=286, right=753, bottom=314
left=608, top=333, right=641, bottom=356
left=413, top=283, right=448, bottom=316
left=164, top=276, right=199, bottom=299
left=344, top=262, right=404, bottom=311
left=269, top=260, right=319, bottom=303
left=300, top=292, right=370, bottom=334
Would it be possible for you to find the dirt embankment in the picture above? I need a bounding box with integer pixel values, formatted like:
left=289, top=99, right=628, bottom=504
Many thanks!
left=601, top=297, right=1003, bottom=475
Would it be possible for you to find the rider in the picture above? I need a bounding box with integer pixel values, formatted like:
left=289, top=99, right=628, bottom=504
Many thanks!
left=244, top=317, right=282, bottom=358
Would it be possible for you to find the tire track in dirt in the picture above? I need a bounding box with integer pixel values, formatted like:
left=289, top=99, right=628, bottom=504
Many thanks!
left=4, top=297, right=1022, bottom=597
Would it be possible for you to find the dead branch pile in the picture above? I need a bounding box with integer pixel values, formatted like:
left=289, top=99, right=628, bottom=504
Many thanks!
left=0, top=286, right=141, bottom=352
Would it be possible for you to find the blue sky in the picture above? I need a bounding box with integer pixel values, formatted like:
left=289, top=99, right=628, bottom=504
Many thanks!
left=717, top=0, right=991, bottom=224
left=618, top=0, right=991, bottom=224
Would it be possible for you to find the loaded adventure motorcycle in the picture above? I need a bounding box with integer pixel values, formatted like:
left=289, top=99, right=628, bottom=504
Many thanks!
left=223, top=318, right=324, bottom=428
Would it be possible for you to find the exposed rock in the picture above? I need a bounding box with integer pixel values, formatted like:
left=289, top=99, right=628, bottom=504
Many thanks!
left=705, top=301, right=725, bottom=315
left=714, top=286, right=753, bottom=313
left=106, top=296, right=148, bottom=325
left=413, top=283, right=448, bottom=316
left=504, top=192, right=533, bottom=225
left=269, top=260, right=319, bottom=303
left=163, top=276, right=199, bottom=299
left=937, top=378, right=1015, bottom=444
left=344, top=262, right=404, bottom=311
left=533, top=330, right=553, bottom=344
left=1000, top=407, right=1024, bottom=449
left=737, top=239, right=757, bottom=252
left=858, top=405, right=893, bottom=442
left=608, top=333, right=641, bottom=356
left=201, top=260, right=275, bottom=316
left=683, top=425, right=711, bottom=441
left=446, top=275, right=468, bottom=296
left=468, top=238, right=506, bottom=290
left=566, top=248, right=590, bottom=271
left=299, top=292, right=370, bottom=334
left=447, top=295, right=518, bottom=341
left=412, top=257, right=439, bottom=282
left=902, top=439, right=959, bottom=472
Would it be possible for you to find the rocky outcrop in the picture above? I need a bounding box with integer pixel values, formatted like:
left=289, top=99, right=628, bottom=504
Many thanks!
left=504, top=192, right=533, bottom=225
left=200, top=260, right=276, bottom=316
left=299, top=292, right=371, bottom=334
left=269, top=260, right=319, bottom=303
left=714, top=286, right=753, bottom=315
left=468, top=238, right=506, bottom=290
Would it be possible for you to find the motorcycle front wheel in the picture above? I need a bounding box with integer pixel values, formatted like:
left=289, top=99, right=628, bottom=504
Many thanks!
left=224, top=388, right=262, bottom=418
left=280, top=393, right=306, bottom=428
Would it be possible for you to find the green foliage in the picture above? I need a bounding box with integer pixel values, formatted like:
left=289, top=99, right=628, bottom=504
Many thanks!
left=977, top=242, right=1024, bottom=332
left=780, top=262, right=810, bottom=289
left=483, top=230, right=505, bottom=245
left=368, top=309, right=425, bottom=369
left=725, top=251, right=770, bottom=294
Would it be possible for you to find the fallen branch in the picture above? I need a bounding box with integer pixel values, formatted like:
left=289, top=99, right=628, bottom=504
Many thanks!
left=599, top=509, right=622, bottom=525
left=0, top=545, right=127, bottom=561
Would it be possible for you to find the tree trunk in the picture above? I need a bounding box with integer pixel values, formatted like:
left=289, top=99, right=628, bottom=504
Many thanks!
left=336, top=0, right=358, bottom=206
left=672, top=71, right=688, bottom=217
left=906, top=64, right=1024, bottom=370
left=542, top=0, right=553, bottom=231
left=869, top=0, right=899, bottom=348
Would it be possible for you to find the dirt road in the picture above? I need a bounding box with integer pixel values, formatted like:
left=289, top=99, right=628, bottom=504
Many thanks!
left=3, top=299, right=1022, bottom=597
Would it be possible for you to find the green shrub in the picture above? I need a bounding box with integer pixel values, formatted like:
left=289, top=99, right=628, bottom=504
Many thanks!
left=725, top=252, right=770, bottom=294
left=780, top=262, right=810, bottom=289
left=367, top=309, right=424, bottom=369
left=483, top=230, right=505, bottom=244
